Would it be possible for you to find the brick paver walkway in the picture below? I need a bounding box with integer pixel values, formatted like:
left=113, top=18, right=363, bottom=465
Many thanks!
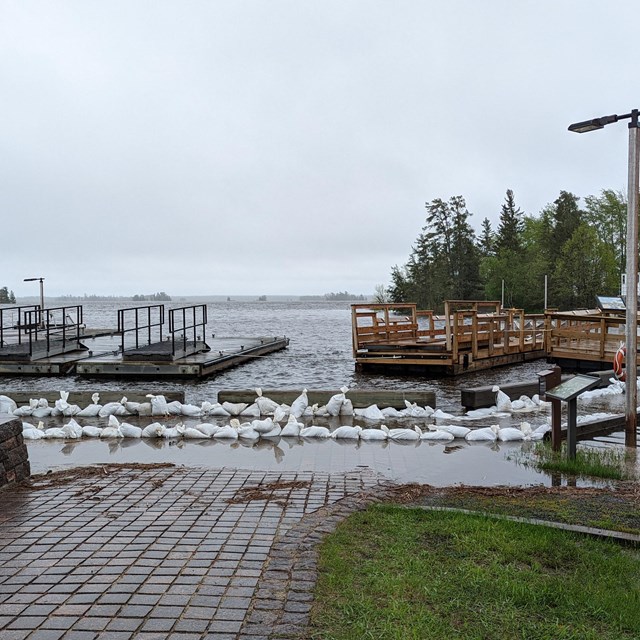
left=0, top=465, right=390, bottom=639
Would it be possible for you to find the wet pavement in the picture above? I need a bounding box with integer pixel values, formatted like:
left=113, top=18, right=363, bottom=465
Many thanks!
left=0, top=464, right=389, bottom=640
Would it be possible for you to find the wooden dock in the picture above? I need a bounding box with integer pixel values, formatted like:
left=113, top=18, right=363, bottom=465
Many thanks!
left=545, top=308, right=629, bottom=371
left=352, top=301, right=546, bottom=376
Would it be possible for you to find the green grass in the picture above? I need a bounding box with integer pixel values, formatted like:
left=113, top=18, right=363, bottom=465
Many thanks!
left=310, top=506, right=640, bottom=640
left=510, top=442, right=637, bottom=481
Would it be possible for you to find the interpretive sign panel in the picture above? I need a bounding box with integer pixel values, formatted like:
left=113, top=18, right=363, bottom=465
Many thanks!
left=596, top=295, right=626, bottom=311
left=545, top=375, right=600, bottom=402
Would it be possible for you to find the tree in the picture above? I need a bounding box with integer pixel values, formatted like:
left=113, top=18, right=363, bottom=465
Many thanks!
left=477, top=217, right=495, bottom=257
left=552, top=224, right=618, bottom=309
left=584, top=189, right=627, bottom=278
left=495, top=189, right=524, bottom=253
left=0, top=287, right=15, bottom=304
left=373, top=284, right=389, bottom=304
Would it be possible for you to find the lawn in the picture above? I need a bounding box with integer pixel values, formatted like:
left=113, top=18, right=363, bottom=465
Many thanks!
left=309, top=505, right=640, bottom=640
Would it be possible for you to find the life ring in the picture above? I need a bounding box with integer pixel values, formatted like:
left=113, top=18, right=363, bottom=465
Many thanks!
left=613, top=344, right=626, bottom=382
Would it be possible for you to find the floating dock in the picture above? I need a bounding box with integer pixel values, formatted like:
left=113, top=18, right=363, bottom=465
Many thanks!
left=0, top=303, right=288, bottom=379
left=352, top=301, right=546, bottom=376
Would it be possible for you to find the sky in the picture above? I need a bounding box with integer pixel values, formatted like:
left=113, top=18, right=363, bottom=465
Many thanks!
left=2, top=1, right=639, bottom=297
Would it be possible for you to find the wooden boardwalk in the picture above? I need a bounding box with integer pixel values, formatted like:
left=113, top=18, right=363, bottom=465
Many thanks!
left=352, top=301, right=546, bottom=376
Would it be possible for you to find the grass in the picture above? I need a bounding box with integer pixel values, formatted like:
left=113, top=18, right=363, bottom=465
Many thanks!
left=309, top=506, right=640, bottom=640
left=510, top=441, right=637, bottom=481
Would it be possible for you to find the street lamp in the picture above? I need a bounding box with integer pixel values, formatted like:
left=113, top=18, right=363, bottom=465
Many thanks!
left=23, top=277, right=45, bottom=329
left=568, top=109, right=639, bottom=448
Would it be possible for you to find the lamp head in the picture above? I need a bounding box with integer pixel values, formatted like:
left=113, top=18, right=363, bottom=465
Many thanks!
left=568, top=114, right=620, bottom=133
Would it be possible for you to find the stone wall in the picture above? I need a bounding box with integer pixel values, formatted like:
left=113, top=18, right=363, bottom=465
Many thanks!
left=0, top=417, right=30, bottom=487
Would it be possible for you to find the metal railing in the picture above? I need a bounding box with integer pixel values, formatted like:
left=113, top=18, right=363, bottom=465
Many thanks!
left=22, top=305, right=84, bottom=356
left=117, top=305, right=165, bottom=353
left=0, top=305, right=40, bottom=347
left=169, top=304, right=207, bottom=357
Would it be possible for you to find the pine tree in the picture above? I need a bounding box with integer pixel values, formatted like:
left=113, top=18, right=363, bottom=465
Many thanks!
left=477, top=217, right=495, bottom=257
left=495, top=189, right=524, bottom=252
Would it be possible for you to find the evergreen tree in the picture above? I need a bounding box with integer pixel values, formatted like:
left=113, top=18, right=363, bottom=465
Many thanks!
left=477, top=217, right=495, bottom=257
left=495, top=189, right=524, bottom=253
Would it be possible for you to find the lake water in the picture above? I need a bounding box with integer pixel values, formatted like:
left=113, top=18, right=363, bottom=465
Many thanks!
left=2, top=300, right=626, bottom=485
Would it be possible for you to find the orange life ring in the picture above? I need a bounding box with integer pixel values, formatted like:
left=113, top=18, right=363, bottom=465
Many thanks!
left=613, top=344, right=626, bottom=382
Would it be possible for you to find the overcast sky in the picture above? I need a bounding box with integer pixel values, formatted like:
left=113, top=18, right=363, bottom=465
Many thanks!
left=2, top=1, right=638, bottom=297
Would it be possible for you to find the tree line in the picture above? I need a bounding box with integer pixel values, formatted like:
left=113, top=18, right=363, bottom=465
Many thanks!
left=0, top=287, right=16, bottom=304
left=383, top=189, right=625, bottom=313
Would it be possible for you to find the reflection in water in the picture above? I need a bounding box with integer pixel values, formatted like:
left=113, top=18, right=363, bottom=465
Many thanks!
left=60, top=443, right=79, bottom=456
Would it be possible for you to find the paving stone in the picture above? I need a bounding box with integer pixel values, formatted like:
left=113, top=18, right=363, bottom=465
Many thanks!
left=0, top=467, right=389, bottom=640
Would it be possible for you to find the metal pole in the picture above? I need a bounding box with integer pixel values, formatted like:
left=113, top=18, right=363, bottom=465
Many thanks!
left=625, top=110, right=639, bottom=447
left=501, top=280, right=504, bottom=308
left=39, top=278, right=45, bottom=328
left=544, top=275, right=548, bottom=310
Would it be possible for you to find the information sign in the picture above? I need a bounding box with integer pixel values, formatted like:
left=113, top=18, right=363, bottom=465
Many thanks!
left=545, top=375, right=600, bottom=402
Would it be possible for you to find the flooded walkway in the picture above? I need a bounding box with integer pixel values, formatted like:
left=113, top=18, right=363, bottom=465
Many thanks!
left=0, top=465, right=387, bottom=640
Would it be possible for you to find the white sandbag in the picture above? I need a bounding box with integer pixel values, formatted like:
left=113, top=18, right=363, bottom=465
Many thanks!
left=299, top=425, right=331, bottom=438
left=44, top=428, right=67, bottom=439
left=281, top=415, right=303, bottom=436
left=13, top=406, right=33, bottom=417
left=22, top=428, right=44, bottom=440
left=142, top=422, right=166, bottom=438
left=213, top=425, right=239, bottom=439
left=331, top=425, right=362, bottom=439
left=100, top=426, right=122, bottom=438
left=0, top=395, right=17, bottom=415
left=120, top=423, right=143, bottom=438
left=251, top=417, right=276, bottom=434
left=31, top=407, right=52, bottom=418
left=237, top=424, right=260, bottom=440
left=388, top=426, right=421, bottom=441
left=356, top=404, right=385, bottom=421
left=77, top=403, right=102, bottom=417
left=62, top=418, right=84, bottom=439
left=432, top=409, right=456, bottom=420
left=149, top=395, right=169, bottom=416
left=261, top=423, right=282, bottom=438
left=82, top=426, right=103, bottom=437
left=99, top=402, right=127, bottom=417
left=193, top=423, right=220, bottom=437
left=492, top=386, right=512, bottom=413
left=222, top=402, right=248, bottom=416
left=465, top=426, right=498, bottom=441
left=420, top=428, right=455, bottom=441
left=326, top=386, right=348, bottom=416
left=165, top=401, right=184, bottom=416
left=124, top=401, right=141, bottom=414
left=273, top=405, right=290, bottom=423
left=290, top=389, right=308, bottom=419
left=496, top=427, right=526, bottom=442
left=437, top=424, right=471, bottom=439
left=136, top=402, right=152, bottom=416
left=339, top=399, right=354, bottom=416
left=180, top=403, right=202, bottom=417
left=183, top=427, right=209, bottom=439
left=208, top=404, right=231, bottom=417
left=382, top=407, right=405, bottom=419
left=240, top=403, right=261, bottom=418
left=254, top=388, right=280, bottom=415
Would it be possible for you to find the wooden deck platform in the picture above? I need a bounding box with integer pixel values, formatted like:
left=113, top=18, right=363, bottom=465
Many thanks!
left=352, top=301, right=546, bottom=376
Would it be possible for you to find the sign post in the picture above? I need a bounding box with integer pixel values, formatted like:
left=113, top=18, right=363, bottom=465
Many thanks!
left=545, top=375, right=600, bottom=458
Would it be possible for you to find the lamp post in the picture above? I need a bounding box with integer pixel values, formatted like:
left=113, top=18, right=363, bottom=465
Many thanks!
left=23, top=277, right=45, bottom=329
left=568, top=110, right=639, bottom=448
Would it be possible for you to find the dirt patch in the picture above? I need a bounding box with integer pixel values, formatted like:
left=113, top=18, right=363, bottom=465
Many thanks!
left=227, top=480, right=312, bottom=507
left=396, top=482, right=640, bottom=535
left=21, top=462, right=177, bottom=491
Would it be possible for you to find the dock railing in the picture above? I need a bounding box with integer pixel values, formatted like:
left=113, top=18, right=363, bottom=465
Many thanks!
left=352, top=301, right=546, bottom=367
left=22, top=305, right=84, bottom=357
left=168, top=304, right=208, bottom=359
left=0, top=305, right=40, bottom=347
left=118, top=305, right=165, bottom=353
left=545, top=308, right=627, bottom=364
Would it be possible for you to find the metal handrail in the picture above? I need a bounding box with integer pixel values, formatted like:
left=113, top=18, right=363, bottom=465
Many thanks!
left=168, top=304, right=207, bottom=356
left=117, top=305, right=165, bottom=352
left=0, top=305, right=40, bottom=347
